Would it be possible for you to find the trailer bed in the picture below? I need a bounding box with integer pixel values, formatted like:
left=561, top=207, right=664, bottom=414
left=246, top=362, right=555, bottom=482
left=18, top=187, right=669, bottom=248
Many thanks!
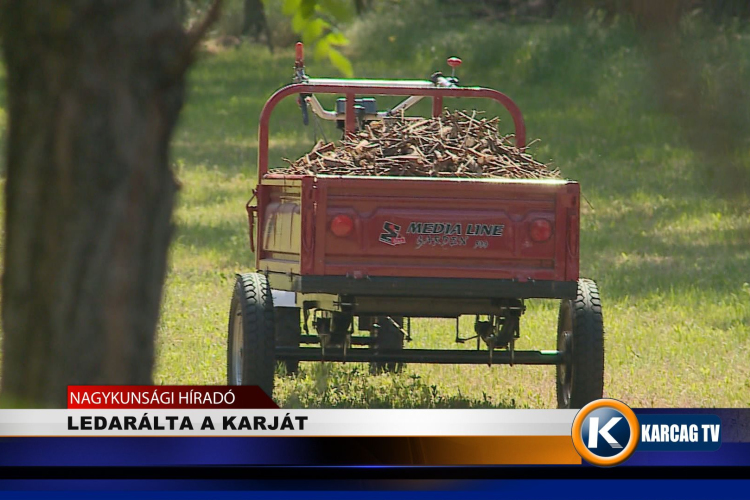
left=254, top=174, right=580, bottom=299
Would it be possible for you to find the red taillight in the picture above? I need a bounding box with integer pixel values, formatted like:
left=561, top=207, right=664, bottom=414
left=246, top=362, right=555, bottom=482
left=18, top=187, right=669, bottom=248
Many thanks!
left=529, top=219, right=552, bottom=242
left=330, top=214, right=354, bottom=237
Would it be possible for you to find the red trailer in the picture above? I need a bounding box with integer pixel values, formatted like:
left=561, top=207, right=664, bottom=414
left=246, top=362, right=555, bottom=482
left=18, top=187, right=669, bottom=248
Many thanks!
left=228, top=46, right=604, bottom=408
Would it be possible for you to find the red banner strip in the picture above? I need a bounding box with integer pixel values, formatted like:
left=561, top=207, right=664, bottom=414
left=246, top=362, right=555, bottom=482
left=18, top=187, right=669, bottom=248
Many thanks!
left=67, top=385, right=278, bottom=409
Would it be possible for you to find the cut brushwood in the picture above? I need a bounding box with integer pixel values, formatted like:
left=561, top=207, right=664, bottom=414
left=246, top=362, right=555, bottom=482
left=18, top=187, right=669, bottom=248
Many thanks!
left=276, top=110, right=560, bottom=179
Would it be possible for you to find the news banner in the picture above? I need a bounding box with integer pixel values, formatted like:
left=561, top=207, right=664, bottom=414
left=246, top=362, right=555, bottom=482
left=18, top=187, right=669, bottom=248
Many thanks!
left=0, top=385, right=747, bottom=472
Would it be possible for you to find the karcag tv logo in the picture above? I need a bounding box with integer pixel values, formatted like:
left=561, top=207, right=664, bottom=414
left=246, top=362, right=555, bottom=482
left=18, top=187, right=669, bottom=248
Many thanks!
left=572, top=399, right=640, bottom=467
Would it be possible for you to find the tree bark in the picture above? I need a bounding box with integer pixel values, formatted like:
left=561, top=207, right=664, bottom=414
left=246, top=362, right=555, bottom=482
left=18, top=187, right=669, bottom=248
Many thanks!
left=353, top=0, right=370, bottom=16
left=242, top=0, right=273, bottom=51
left=0, top=0, right=217, bottom=408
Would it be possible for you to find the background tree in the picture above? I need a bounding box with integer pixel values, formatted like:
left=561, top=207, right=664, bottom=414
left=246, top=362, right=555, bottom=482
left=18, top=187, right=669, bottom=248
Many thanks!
left=0, top=0, right=220, bottom=408
left=615, top=0, right=749, bottom=192
left=352, top=0, right=372, bottom=16
left=243, top=0, right=273, bottom=51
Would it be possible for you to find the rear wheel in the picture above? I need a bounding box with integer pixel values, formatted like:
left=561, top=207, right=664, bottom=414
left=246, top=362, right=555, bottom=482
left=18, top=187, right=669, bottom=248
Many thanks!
left=275, top=307, right=302, bottom=375
left=556, top=278, right=604, bottom=409
left=369, top=315, right=405, bottom=374
left=227, top=273, right=276, bottom=397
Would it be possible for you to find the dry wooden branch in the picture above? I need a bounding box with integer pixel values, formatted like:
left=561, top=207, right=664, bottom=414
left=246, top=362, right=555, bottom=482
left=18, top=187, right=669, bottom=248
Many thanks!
left=275, top=110, right=559, bottom=179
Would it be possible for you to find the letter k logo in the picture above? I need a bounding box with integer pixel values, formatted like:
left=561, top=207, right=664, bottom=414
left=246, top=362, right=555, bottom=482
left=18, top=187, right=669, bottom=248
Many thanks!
left=572, top=400, right=639, bottom=467
left=587, top=417, right=623, bottom=449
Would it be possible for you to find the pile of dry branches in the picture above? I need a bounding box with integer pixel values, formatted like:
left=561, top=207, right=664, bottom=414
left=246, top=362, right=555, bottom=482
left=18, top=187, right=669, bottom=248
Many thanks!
left=275, top=110, right=559, bottom=179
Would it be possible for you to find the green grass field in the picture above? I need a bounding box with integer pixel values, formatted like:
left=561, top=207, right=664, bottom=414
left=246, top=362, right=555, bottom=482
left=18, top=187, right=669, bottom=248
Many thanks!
left=1, top=6, right=749, bottom=408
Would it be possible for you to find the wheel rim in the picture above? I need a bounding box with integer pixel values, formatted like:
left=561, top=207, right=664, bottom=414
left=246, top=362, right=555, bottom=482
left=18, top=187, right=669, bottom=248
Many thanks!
left=231, top=308, right=244, bottom=385
left=559, top=301, right=573, bottom=407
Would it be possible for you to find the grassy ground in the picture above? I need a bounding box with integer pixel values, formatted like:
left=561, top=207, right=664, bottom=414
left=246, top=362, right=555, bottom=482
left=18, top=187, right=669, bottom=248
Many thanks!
left=1, top=7, right=749, bottom=407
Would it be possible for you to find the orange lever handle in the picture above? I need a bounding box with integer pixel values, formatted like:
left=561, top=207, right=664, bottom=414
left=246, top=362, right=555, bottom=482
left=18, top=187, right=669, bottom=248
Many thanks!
left=295, top=42, right=304, bottom=67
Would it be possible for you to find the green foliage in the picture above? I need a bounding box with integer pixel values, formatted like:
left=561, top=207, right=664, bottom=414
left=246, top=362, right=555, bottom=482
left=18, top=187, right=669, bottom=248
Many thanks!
left=282, top=0, right=354, bottom=76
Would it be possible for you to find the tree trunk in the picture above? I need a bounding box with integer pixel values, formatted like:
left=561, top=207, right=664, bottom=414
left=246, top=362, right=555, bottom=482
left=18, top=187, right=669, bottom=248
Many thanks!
left=177, top=0, right=189, bottom=23
left=0, top=1, right=217, bottom=408
left=353, top=0, right=368, bottom=16
left=242, top=0, right=273, bottom=51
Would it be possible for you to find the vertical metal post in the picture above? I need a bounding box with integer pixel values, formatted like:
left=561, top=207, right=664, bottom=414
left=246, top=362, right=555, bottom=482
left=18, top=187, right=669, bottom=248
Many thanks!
left=345, top=93, right=356, bottom=136
left=432, top=96, right=443, bottom=117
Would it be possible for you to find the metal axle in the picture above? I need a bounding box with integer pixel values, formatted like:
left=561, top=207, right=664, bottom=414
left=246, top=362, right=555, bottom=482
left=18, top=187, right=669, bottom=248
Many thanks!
left=275, top=347, right=562, bottom=365
left=299, top=334, right=373, bottom=345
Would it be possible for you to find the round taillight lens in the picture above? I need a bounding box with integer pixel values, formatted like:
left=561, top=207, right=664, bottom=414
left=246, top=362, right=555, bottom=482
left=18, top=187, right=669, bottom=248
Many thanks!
left=529, top=219, right=552, bottom=242
left=330, top=214, right=354, bottom=237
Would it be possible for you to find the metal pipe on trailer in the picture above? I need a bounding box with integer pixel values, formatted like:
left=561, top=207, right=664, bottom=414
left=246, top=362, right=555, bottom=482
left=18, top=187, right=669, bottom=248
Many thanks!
left=276, top=347, right=563, bottom=365
left=256, top=82, right=527, bottom=178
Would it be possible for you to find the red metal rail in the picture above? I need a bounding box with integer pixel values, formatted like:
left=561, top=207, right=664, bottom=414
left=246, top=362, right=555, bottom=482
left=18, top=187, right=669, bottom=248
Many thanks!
left=256, top=83, right=527, bottom=178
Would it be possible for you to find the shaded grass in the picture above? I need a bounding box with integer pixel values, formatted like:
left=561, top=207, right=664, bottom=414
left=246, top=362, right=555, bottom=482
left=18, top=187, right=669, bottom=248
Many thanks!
left=1, top=9, right=749, bottom=408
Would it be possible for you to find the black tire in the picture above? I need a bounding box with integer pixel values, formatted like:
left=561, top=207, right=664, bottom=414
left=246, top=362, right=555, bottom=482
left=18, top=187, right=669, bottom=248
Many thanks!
left=227, top=273, right=276, bottom=398
left=557, top=278, right=605, bottom=409
left=369, top=315, right=405, bottom=374
left=275, top=307, right=302, bottom=375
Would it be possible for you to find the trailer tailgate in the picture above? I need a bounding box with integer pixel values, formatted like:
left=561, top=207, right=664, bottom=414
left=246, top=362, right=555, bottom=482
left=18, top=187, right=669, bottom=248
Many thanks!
left=258, top=175, right=579, bottom=283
